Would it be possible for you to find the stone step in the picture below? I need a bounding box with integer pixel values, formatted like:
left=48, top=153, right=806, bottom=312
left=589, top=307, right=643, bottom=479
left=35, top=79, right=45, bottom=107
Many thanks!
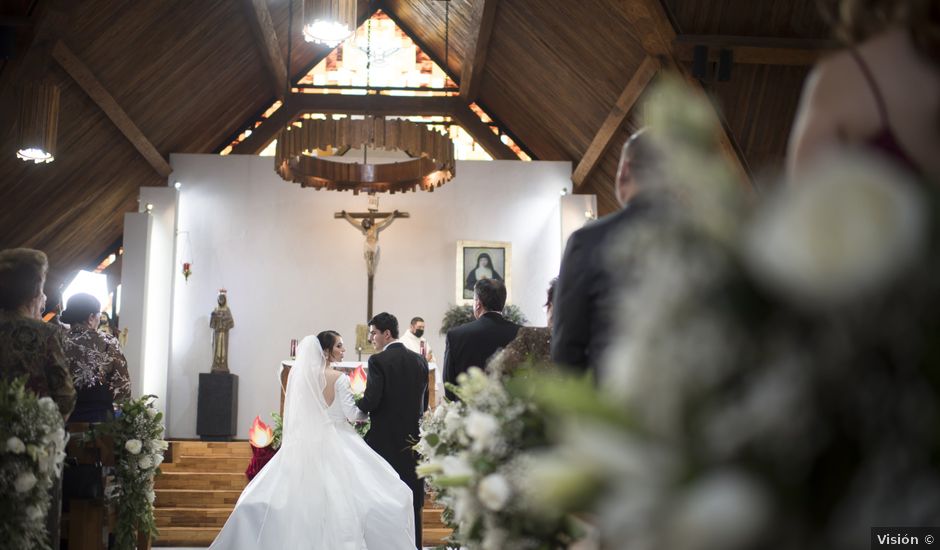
left=155, top=507, right=232, bottom=528
left=170, top=440, right=252, bottom=458
left=160, top=455, right=250, bottom=473
left=154, top=472, right=247, bottom=491
left=155, top=489, right=243, bottom=508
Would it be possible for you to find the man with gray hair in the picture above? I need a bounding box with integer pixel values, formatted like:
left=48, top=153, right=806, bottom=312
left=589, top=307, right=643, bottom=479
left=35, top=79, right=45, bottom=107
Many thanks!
left=551, top=129, right=666, bottom=372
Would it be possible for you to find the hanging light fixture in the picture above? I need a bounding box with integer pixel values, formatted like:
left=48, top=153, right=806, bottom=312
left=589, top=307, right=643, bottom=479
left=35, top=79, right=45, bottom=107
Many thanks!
left=302, top=0, right=356, bottom=46
left=274, top=116, right=456, bottom=194
left=15, top=81, right=60, bottom=164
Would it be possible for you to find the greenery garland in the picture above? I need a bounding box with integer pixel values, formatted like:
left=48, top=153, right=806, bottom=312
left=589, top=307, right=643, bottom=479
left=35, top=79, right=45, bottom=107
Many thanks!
left=93, top=395, right=168, bottom=550
left=0, top=377, right=67, bottom=550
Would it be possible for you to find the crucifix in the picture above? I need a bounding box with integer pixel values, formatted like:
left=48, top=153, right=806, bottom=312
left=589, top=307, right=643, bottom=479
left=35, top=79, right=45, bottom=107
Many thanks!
left=335, top=196, right=409, bottom=321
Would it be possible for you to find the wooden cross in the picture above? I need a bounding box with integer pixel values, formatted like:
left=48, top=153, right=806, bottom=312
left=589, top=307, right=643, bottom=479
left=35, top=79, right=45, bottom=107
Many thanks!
left=335, top=201, right=409, bottom=321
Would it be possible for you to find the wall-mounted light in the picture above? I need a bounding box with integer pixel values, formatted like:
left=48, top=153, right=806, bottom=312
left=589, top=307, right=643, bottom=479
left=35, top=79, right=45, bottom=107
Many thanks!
left=303, top=0, right=356, bottom=46
left=174, top=181, right=182, bottom=189
left=15, top=82, right=60, bottom=164
left=145, top=203, right=154, bottom=213
left=560, top=187, right=569, bottom=196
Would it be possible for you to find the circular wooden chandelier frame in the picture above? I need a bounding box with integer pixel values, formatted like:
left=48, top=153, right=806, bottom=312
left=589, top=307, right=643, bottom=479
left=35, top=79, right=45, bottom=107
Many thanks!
left=274, top=116, right=456, bottom=194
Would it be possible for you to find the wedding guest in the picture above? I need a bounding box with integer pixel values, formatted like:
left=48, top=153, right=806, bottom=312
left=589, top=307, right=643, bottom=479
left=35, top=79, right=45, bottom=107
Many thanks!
left=488, top=278, right=556, bottom=377
left=552, top=129, right=667, bottom=373
left=400, top=316, right=434, bottom=361
left=0, top=248, right=75, bottom=549
left=443, top=278, right=520, bottom=401
left=788, top=0, right=940, bottom=179
left=43, top=287, right=68, bottom=331
left=0, top=248, right=76, bottom=418
left=61, top=293, right=130, bottom=422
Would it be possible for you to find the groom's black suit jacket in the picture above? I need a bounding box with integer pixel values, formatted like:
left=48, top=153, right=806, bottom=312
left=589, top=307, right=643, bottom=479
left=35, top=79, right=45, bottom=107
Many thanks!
left=356, top=342, right=429, bottom=505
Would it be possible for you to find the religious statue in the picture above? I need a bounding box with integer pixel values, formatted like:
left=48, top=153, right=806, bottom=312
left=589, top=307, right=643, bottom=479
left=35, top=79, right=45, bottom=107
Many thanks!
left=340, top=209, right=401, bottom=277
left=210, top=289, right=234, bottom=373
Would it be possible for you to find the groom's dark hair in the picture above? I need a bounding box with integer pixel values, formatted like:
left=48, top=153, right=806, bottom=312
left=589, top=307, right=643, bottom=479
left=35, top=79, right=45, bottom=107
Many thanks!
left=369, top=312, right=399, bottom=339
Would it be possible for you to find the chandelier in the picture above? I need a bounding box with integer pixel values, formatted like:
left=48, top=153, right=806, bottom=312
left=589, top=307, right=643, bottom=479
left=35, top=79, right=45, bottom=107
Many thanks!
left=15, top=81, right=60, bottom=164
left=274, top=116, right=456, bottom=194
left=303, top=0, right=356, bottom=46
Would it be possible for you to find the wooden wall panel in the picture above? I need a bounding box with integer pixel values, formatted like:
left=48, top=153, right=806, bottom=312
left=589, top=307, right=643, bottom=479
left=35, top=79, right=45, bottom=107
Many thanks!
left=663, top=0, right=831, bottom=37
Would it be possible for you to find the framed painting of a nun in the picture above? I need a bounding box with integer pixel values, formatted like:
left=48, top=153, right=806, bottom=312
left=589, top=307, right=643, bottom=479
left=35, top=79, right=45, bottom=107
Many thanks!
left=456, top=240, right=511, bottom=304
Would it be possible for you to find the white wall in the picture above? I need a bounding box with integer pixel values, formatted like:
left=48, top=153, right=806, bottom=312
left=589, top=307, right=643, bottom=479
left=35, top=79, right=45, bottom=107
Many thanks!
left=121, top=212, right=152, bottom=399
left=166, top=154, right=570, bottom=439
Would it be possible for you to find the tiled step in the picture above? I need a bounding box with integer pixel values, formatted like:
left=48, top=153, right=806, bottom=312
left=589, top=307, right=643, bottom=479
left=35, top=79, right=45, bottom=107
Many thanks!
left=155, top=507, right=232, bottom=528
left=160, top=455, right=250, bottom=473
left=170, top=441, right=252, bottom=458
left=155, top=489, right=243, bottom=508
left=155, top=472, right=247, bottom=491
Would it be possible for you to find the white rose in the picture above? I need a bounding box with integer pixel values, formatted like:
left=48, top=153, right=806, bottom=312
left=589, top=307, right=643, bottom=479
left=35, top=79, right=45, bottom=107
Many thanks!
left=37, top=396, right=57, bottom=413
left=25, top=505, right=44, bottom=521
left=152, top=453, right=165, bottom=468
left=432, top=404, right=447, bottom=421
left=477, top=473, right=511, bottom=511
left=444, top=408, right=463, bottom=436
left=146, top=490, right=156, bottom=504
left=747, top=154, right=926, bottom=305
left=5, top=436, right=26, bottom=454
left=125, top=439, right=143, bottom=455
left=14, top=472, right=38, bottom=493
left=465, top=411, right=499, bottom=451
left=138, top=455, right=154, bottom=470
left=665, top=470, right=770, bottom=550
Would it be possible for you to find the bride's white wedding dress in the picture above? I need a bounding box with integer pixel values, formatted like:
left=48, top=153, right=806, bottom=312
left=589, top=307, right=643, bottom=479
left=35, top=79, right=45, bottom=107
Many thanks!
left=209, top=336, right=416, bottom=549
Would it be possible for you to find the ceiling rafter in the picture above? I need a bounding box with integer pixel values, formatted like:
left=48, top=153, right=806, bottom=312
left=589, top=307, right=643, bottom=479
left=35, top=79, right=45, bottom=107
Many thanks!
left=241, top=0, right=288, bottom=97
left=573, top=55, right=660, bottom=188
left=459, top=0, right=500, bottom=102
left=52, top=40, right=172, bottom=178
left=674, top=35, right=838, bottom=66
left=450, top=103, right=516, bottom=160
left=618, top=0, right=752, bottom=187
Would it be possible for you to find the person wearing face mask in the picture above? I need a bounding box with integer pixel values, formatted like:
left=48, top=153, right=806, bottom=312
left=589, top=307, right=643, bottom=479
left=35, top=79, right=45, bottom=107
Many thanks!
left=399, top=316, right=434, bottom=362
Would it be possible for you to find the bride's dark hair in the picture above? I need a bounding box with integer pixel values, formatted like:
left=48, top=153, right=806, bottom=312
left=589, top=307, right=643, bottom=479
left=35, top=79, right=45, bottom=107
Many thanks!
left=316, top=330, right=341, bottom=352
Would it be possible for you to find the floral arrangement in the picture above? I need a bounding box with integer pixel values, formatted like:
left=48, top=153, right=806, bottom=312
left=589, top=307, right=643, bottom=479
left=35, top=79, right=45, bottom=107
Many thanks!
left=246, top=416, right=277, bottom=480
left=96, top=395, right=168, bottom=550
left=415, top=367, right=579, bottom=549
left=510, top=77, right=940, bottom=550
left=0, top=377, right=67, bottom=550
left=439, top=304, right=528, bottom=336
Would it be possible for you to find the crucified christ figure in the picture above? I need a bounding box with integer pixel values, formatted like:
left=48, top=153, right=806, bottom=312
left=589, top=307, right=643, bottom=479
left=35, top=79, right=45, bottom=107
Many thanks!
left=339, top=209, right=403, bottom=277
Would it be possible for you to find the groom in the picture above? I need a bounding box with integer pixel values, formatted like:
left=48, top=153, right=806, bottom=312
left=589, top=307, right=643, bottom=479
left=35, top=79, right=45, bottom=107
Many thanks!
left=357, top=312, right=429, bottom=549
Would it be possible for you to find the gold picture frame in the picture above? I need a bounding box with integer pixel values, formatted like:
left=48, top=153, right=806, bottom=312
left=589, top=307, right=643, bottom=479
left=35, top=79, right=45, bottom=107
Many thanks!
left=456, top=240, right=512, bottom=305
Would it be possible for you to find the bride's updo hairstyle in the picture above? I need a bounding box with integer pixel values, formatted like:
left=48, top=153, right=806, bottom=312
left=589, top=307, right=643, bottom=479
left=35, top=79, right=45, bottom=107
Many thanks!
left=317, top=330, right=341, bottom=353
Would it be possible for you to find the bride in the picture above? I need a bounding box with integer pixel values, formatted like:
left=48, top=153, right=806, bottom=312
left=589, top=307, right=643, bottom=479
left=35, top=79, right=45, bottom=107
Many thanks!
left=209, top=333, right=416, bottom=549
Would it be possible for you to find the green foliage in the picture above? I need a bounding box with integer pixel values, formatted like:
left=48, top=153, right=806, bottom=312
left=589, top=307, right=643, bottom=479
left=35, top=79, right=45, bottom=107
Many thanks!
left=0, top=377, right=66, bottom=550
left=439, top=304, right=528, bottom=335
left=270, top=412, right=283, bottom=450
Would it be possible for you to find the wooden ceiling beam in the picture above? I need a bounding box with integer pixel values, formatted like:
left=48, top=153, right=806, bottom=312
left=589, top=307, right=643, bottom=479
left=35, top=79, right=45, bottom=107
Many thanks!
left=618, top=0, right=751, bottom=187
left=241, top=0, right=287, bottom=97
left=674, top=35, right=838, bottom=66
left=230, top=94, right=464, bottom=154
left=459, top=0, right=499, bottom=102
left=52, top=41, right=172, bottom=178
left=450, top=104, right=517, bottom=160
left=572, top=55, right=660, bottom=188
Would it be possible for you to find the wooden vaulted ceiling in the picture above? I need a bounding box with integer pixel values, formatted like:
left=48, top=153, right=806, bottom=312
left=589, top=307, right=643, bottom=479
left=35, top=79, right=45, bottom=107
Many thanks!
left=0, top=0, right=833, bottom=290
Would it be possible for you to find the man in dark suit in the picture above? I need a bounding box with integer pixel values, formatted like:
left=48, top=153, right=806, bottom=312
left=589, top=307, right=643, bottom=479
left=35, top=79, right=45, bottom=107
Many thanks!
left=552, top=129, right=666, bottom=372
left=443, top=278, right=521, bottom=401
left=356, top=312, right=429, bottom=549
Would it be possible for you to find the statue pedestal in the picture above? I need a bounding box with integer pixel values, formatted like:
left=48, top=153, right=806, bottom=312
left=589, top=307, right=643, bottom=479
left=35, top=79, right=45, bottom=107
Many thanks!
left=196, top=372, right=238, bottom=441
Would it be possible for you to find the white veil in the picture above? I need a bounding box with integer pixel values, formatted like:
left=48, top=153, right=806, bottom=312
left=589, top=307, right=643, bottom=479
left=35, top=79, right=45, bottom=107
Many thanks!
left=210, top=335, right=367, bottom=549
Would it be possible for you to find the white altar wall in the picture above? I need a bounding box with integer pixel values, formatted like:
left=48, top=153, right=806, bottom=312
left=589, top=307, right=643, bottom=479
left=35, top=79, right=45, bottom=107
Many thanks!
left=165, top=154, right=569, bottom=439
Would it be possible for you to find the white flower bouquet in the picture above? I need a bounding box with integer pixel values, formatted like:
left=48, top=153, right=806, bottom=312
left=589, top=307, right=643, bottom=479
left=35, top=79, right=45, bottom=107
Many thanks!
left=514, top=77, right=940, bottom=550
left=92, top=395, right=167, bottom=549
left=0, top=377, right=67, bottom=550
left=416, top=367, right=581, bottom=549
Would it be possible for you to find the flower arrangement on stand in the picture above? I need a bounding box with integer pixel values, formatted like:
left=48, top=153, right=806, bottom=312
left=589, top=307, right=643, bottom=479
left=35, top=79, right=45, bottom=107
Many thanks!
left=95, top=395, right=168, bottom=550
left=0, top=377, right=67, bottom=550
left=509, top=77, right=940, bottom=550
left=416, top=367, right=580, bottom=549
